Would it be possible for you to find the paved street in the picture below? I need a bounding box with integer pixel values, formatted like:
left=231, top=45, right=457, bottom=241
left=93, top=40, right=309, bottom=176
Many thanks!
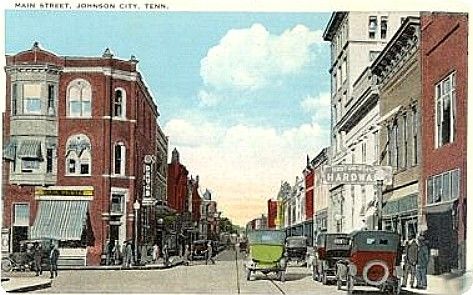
left=30, top=250, right=344, bottom=294
left=10, top=249, right=453, bottom=294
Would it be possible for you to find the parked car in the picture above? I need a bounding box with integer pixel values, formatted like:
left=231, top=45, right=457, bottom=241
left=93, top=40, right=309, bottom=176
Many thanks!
left=335, top=230, right=403, bottom=294
left=312, top=233, right=351, bottom=284
left=191, top=240, right=216, bottom=260
left=2, top=239, right=57, bottom=272
left=285, top=236, right=307, bottom=265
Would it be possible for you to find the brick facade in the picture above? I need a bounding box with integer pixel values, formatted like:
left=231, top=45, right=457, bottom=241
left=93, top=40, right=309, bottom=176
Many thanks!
left=420, top=12, right=468, bottom=272
left=3, top=44, right=163, bottom=265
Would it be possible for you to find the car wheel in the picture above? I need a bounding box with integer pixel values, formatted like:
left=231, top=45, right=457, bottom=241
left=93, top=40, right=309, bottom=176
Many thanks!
left=1, top=259, right=12, bottom=272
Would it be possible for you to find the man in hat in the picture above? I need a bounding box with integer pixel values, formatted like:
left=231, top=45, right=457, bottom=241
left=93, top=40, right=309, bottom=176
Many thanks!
left=402, top=234, right=418, bottom=288
left=415, top=233, right=429, bottom=289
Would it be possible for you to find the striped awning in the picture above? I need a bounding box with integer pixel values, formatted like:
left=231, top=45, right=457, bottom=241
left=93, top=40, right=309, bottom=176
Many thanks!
left=30, top=200, right=89, bottom=241
left=18, top=140, right=42, bottom=159
left=2, top=140, right=17, bottom=161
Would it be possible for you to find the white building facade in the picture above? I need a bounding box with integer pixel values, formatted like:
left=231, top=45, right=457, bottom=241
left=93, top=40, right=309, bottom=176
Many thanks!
left=323, top=12, right=417, bottom=233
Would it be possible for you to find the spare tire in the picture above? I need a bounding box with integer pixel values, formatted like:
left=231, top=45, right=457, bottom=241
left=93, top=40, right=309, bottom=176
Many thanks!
left=362, top=260, right=389, bottom=286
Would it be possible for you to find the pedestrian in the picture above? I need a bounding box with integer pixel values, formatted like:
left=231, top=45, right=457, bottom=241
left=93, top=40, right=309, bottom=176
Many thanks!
left=109, top=240, right=116, bottom=266
left=402, top=234, right=418, bottom=288
left=115, top=241, right=122, bottom=265
left=152, top=243, right=159, bottom=264
left=124, top=241, right=133, bottom=268
left=162, top=243, right=169, bottom=266
left=415, top=234, right=429, bottom=289
left=34, top=242, right=43, bottom=276
left=183, top=244, right=191, bottom=266
left=206, top=241, right=215, bottom=265
left=49, top=243, right=60, bottom=279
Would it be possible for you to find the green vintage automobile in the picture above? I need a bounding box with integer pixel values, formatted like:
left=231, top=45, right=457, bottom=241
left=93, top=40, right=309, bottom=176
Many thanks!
left=245, top=230, right=287, bottom=282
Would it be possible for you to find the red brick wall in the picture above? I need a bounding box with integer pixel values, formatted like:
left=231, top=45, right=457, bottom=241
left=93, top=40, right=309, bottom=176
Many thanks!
left=167, top=161, right=189, bottom=213
left=267, top=200, right=278, bottom=229
left=420, top=13, right=468, bottom=243
left=305, top=169, right=314, bottom=220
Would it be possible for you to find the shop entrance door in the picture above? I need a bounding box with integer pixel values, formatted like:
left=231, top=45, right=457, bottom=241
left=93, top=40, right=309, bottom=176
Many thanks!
left=11, top=226, right=28, bottom=252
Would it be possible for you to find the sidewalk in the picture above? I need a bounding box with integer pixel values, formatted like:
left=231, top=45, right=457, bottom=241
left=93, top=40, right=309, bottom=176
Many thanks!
left=405, top=273, right=466, bottom=295
left=1, top=276, right=52, bottom=292
left=1, top=256, right=184, bottom=292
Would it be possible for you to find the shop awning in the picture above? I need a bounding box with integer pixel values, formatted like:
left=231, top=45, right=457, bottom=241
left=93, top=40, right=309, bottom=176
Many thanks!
left=424, top=200, right=457, bottom=214
left=18, top=140, right=42, bottom=159
left=2, top=140, right=17, bottom=161
left=30, top=200, right=89, bottom=240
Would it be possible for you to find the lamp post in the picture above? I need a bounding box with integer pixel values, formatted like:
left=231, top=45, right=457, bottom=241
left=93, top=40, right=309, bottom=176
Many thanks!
left=133, top=200, right=140, bottom=265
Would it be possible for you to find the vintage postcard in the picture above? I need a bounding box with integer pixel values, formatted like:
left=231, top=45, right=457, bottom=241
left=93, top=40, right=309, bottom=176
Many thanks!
left=0, top=0, right=471, bottom=294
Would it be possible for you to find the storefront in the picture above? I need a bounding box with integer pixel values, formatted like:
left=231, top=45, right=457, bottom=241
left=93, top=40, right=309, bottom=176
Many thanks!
left=382, top=193, right=418, bottom=242
left=31, top=186, right=93, bottom=266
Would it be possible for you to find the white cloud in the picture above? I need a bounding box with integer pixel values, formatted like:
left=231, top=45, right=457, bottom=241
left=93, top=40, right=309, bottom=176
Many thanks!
left=300, top=92, right=331, bottom=122
left=163, top=117, right=329, bottom=225
left=200, top=23, right=323, bottom=97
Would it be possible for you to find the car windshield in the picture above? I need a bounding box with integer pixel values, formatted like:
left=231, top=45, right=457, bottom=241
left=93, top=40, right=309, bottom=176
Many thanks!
left=286, top=238, right=306, bottom=247
left=247, top=230, right=286, bottom=245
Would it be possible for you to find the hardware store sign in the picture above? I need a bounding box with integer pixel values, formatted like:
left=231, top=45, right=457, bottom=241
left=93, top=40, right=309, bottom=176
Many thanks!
left=322, top=165, right=392, bottom=185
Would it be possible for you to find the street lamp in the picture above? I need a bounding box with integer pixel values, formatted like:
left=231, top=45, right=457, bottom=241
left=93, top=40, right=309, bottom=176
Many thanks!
left=133, top=200, right=141, bottom=265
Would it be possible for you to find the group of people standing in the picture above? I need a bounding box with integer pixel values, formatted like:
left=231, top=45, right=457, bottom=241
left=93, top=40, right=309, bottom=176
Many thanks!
left=33, top=242, right=60, bottom=279
left=402, top=233, right=429, bottom=290
left=104, top=240, right=134, bottom=267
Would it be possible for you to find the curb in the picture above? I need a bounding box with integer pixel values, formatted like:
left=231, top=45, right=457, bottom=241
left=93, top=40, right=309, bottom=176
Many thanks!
left=2, top=279, right=52, bottom=293
left=58, top=258, right=184, bottom=271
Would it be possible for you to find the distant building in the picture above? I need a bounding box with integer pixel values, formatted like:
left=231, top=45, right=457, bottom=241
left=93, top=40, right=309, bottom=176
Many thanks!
left=312, top=148, right=330, bottom=236
left=419, top=12, right=468, bottom=273
left=2, top=44, right=163, bottom=265
left=167, top=148, right=189, bottom=213
left=267, top=199, right=278, bottom=229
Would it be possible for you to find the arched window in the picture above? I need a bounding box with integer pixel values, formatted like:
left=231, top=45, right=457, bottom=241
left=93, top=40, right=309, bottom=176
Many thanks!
left=65, top=134, right=91, bottom=176
left=67, top=79, right=92, bottom=118
left=113, top=88, right=126, bottom=118
left=113, top=142, right=126, bottom=175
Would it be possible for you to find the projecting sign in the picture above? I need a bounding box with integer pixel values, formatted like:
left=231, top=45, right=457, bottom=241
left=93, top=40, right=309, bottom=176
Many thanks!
left=322, top=165, right=392, bottom=185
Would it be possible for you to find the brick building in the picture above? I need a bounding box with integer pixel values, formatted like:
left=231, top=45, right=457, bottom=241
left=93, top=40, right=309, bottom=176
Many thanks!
left=167, top=148, right=189, bottom=213
left=267, top=199, right=278, bottom=229
left=303, top=157, right=314, bottom=244
left=420, top=12, right=468, bottom=273
left=2, top=43, right=165, bottom=265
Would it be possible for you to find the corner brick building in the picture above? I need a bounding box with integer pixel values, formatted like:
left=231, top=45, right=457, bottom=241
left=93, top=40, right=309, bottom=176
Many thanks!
left=420, top=12, right=468, bottom=273
left=2, top=43, right=165, bottom=265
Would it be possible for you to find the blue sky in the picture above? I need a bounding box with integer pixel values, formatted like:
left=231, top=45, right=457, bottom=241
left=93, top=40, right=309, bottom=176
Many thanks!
left=6, top=10, right=332, bottom=225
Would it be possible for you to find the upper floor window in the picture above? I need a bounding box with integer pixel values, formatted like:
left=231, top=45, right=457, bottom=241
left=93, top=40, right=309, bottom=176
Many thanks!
left=435, top=72, right=456, bottom=148
left=65, top=134, right=92, bottom=176
left=412, top=106, right=419, bottom=166
left=342, top=59, right=347, bottom=83
left=11, top=83, right=18, bottom=115
left=426, top=169, right=460, bottom=205
left=67, top=79, right=92, bottom=118
left=113, top=88, right=126, bottom=118
left=47, top=84, right=56, bottom=115
left=23, top=84, right=42, bottom=114
left=380, top=16, right=388, bottom=39
left=113, top=142, right=126, bottom=175
left=369, top=16, right=377, bottom=39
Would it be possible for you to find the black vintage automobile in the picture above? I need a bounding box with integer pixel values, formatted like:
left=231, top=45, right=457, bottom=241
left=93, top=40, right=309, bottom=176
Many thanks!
left=313, top=233, right=351, bottom=285
left=2, top=239, right=57, bottom=272
left=191, top=240, right=217, bottom=260
left=285, top=236, right=307, bottom=265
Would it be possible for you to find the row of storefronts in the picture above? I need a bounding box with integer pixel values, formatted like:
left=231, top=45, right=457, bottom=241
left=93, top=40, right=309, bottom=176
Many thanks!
left=259, top=12, right=467, bottom=275
left=1, top=44, right=220, bottom=265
